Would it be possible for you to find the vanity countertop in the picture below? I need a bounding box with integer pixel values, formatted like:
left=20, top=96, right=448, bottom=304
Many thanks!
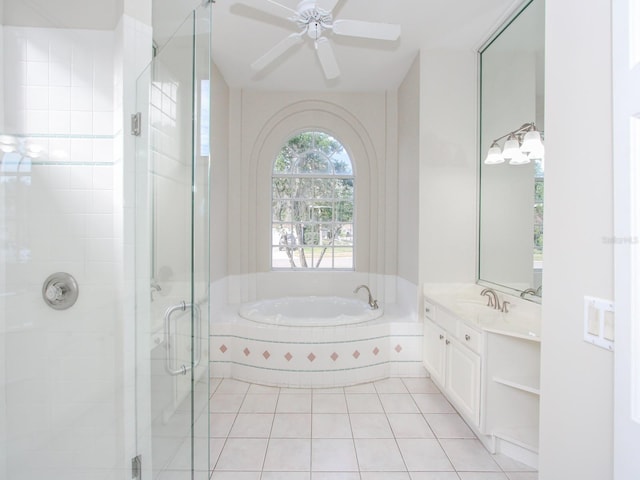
left=423, top=283, right=542, bottom=342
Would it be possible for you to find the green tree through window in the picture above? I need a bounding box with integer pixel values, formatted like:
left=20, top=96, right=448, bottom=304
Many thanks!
left=272, top=131, right=355, bottom=269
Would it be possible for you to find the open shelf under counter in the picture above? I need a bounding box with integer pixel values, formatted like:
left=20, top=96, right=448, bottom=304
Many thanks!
left=492, top=375, right=540, bottom=395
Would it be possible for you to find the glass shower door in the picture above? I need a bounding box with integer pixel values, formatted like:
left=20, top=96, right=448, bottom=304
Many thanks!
left=134, top=4, right=211, bottom=479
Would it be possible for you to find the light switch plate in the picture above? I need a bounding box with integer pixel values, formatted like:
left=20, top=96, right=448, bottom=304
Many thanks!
left=584, top=296, right=615, bottom=351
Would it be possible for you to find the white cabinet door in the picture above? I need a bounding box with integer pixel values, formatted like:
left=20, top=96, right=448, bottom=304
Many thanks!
left=445, top=337, right=481, bottom=426
left=423, top=318, right=446, bottom=387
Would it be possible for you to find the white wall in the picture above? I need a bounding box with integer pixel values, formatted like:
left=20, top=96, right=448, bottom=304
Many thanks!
left=539, top=0, right=614, bottom=479
left=419, top=50, right=478, bottom=285
left=397, top=55, right=420, bottom=286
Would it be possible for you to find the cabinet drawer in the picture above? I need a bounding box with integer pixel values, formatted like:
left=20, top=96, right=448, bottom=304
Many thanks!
left=424, top=300, right=436, bottom=321
left=457, top=323, right=482, bottom=353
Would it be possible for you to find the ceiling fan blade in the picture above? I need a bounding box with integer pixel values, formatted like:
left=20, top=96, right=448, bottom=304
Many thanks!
left=251, top=33, right=304, bottom=72
left=316, top=0, right=340, bottom=13
left=332, top=19, right=401, bottom=41
left=315, top=37, right=340, bottom=80
left=235, top=0, right=297, bottom=19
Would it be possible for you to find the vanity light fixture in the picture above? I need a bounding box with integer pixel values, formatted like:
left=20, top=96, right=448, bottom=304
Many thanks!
left=483, top=122, right=544, bottom=165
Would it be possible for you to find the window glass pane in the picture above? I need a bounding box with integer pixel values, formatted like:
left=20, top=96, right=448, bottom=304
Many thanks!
left=271, top=130, right=354, bottom=270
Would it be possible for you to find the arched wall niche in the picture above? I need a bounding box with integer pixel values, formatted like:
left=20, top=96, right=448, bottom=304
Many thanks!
left=251, top=100, right=380, bottom=277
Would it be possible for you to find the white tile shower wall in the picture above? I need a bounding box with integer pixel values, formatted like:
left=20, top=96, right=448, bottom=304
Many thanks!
left=3, top=26, right=114, bottom=162
left=2, top=25, right=121, bottom=479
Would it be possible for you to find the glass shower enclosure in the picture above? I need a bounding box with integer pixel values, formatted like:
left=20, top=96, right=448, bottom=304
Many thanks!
left=134, top=4, right=211, bottom=480
left=0, top=1, right=211, bottom=478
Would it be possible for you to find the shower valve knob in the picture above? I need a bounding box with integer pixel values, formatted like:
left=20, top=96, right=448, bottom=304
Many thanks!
left=42, top=272, right=79, bottom=310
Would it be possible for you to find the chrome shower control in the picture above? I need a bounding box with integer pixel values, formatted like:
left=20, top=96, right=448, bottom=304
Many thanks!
left=42, top=272, right=79, bottom=310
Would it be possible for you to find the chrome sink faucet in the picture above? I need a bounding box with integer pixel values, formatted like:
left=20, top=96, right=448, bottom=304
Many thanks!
left=520, top=287, right=538, bottom=298
left=354, top=284, right=379, bottom=310
left=480, top=288, right=503, bottom=311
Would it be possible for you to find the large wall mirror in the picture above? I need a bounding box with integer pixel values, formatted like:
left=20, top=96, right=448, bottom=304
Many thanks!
left=478, top=0, right=545, bottom=301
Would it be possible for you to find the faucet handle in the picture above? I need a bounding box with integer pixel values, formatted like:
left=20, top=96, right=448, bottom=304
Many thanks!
left=501, top=301, right=510, bottom=313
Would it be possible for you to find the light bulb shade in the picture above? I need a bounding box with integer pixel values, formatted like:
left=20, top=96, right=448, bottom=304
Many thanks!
left=520, top=130, right=543, bottom=154
left=527, top=142, right=545, bottom=160
left=501, top=137, right=521, bottom=159
left=509, top=150, right=530, bottom=165
left=484, top=145, right=505, bottom=164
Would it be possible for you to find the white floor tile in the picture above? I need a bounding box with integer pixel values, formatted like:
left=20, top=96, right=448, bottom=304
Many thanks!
left=312, top=473, right=360, bottom=480
left=457, top=473, right=508, bottom=480
left=262, top=473, right=311, bottom=480
left=207, top=378, right=537, bottom=479
left=228, top=413, right=274, bottom=438
left=345, top=394, right=384, bottom=413
left=216, top=438, right=268, bottom=471
left=350, top=413, right=394, bottom=438
left=247, top=384, right=280, bottom=394
left=210, top=394, right=246, bottom=413
left=397, top=438, right=454, bottom=471
left=411, top=394, right=456, bottom=414
left=216, top=379, right=251, bottom=394
left=409, top=473, right=461, bottom=480
left=439, top=439, right=501, bottom=472
left=424, top=414, right=475, bottom=438
left=379, top=394, right=420, bottom=413
left=210, top=473, right=261, bottom=480
left=354, top=438, right=406, bottom=471
left=402, top=377, right=441, bottom=394
left=313, top=393, right=348, bottom=413
left=277, top=393, right=312, bottom=413
left=210, top=413, right=237, bottom=437
left=505, top=474, right=538, bottom=480
left=312, top=413, right=352, bottom=438
left=344, top=383, right=377, bottom=394
left=374, top=377, right=409, bottom=393
left=271, top=413, right=312, bottom=438
left=263, top=438, right=311, bottom=471
left=312, top=438, right=359, bottom=472
left=361, top=472, right=411, bottom=480
left=387, top=413, right=435, bottom=439
left=240, top=394, right=279, bottom=413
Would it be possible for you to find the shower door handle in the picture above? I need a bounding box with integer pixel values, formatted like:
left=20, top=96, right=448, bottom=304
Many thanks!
left=163, top=301, right=202, bottom=376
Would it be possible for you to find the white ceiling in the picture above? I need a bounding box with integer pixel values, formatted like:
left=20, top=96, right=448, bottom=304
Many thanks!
left=210, top=0, right=520, bottom=92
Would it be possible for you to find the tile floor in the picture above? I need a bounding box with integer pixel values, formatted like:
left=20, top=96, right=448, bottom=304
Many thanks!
left=209, top=377, right=538, bottom=480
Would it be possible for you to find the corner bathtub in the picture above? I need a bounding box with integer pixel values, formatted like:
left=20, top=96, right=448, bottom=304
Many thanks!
left=211, top=296, right=425, bottom=388
left=238, top=296, right=384, bottom=326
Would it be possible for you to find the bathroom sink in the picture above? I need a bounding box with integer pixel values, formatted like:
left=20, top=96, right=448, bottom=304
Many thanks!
left=451, top=300, right=506, bottom=325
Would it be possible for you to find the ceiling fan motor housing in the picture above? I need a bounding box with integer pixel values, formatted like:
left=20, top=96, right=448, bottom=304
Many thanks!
left=296, top=1, right=333, bottom=38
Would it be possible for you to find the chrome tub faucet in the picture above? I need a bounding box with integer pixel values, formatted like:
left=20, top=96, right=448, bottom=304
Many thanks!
left=354, top=284, right=379, bottom=310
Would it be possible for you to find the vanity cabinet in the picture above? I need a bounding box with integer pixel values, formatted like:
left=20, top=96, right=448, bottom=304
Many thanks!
left=422, top=293, right=541, bottom=468
left=423, top=303, right=481, bottom=426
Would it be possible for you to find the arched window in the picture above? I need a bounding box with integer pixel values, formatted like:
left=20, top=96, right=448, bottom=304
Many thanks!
left=271, top=131, right=355, bottom=269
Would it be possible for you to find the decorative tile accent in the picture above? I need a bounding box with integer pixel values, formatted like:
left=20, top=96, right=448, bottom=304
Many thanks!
left=263, top=351, right=271, bottom=360
left=219, top=344, right=228, bottom=354
left=244, top=347, right=251, bottom=357
left=395, top=344, right=403, bottom=353
left=330, top=352, right=339, bottom=362
left=307, top=353, right=316, bottom=362
left=353, top=350, right=360, bottom=359
left=284, top=352, right=293, bottom=362
left=373, top=347, right=380, bottom=356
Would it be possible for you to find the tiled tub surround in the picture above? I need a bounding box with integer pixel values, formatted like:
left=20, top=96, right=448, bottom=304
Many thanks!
left=211, top=302, right=424, bottom=388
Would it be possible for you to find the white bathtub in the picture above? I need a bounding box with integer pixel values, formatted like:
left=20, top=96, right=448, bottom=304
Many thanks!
left=212, top=299, right=424, bottom=387
left=238, top=296, right=384, bottom=326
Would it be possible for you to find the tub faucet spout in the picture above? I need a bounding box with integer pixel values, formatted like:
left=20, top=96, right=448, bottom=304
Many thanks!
left=354, top=284, right=379, bottom=310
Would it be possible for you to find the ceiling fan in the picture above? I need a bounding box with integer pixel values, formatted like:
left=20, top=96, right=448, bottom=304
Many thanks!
left=235, top=0, right=401, bottom=80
